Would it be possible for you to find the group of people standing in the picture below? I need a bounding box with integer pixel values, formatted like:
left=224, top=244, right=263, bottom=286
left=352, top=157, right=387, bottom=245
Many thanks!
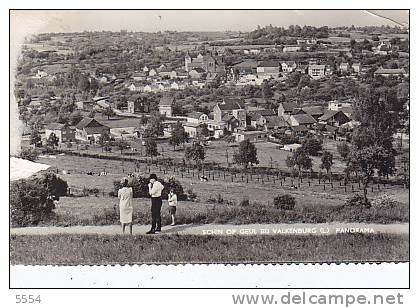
left=117, top=173, right=178, bottom=235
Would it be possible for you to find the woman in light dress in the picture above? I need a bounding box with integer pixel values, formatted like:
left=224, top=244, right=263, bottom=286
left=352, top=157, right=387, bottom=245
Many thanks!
left=118, top=178, right=133, bottom=234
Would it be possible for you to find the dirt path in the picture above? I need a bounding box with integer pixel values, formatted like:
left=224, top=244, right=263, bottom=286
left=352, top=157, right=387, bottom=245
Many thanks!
left=10, top=223, right=409, bottom=236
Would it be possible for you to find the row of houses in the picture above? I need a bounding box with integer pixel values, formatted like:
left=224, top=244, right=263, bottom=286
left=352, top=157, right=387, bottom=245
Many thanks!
left=44, top=117, right=110, bottom=144
left=160, top=94, right=354, bottom=142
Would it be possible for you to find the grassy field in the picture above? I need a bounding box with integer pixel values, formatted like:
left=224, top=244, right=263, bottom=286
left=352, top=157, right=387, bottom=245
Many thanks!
left=37, top=153, right=409, bottom=208
left=40, top=194, right=409, bottom=227
left=10, top=233, right=409, bottom=265
left=52, top=138, right=350, bottom=172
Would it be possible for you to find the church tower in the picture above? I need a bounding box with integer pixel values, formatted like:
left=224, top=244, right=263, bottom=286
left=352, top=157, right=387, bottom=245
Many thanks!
left=185, top=53, right=192, bottom=72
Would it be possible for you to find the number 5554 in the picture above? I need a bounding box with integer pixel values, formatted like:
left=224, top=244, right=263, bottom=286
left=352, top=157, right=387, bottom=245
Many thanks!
left=15, top=295, right=41, bottom=304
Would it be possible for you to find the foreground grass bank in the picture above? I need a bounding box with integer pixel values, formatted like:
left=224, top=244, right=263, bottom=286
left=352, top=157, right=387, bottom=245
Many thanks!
left=41, top=196, right=409, bottom=228
left=10, top=233, right=408, bottom=265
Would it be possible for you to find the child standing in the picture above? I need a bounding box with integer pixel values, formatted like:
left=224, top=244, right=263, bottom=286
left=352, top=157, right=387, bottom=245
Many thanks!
left=168, top=189, right=178, bottom=226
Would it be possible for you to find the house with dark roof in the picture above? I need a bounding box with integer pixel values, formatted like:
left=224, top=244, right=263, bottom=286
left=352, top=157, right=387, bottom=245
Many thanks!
left=318, top=110, right=350, bottom=127
left=247, top=109, right=277, bottom=128
left=45, top=123, right=75, bottom=143
left=159, top=96, right=175, bottom=117
left=302, top=106, right=325, bottom=120
left=232, top=60, right=258, bottom=75
left=75, top=118, right=110, bottom=143
left=248, top=113, right=266, bottom=128
left=256, top=61, right=280, bottom=78
left=189, top=67, right=206, bottom=79
left=288, top=113, right=317, bottom=128
left=185, top=52, right=225, bottom=73
left=264, top=116, right=289, bottom=131
left=213, top=98, right=246, bottom=129
left=278, top=102, right=299, bottom=116
left=222, top=114, right=240, bottom=132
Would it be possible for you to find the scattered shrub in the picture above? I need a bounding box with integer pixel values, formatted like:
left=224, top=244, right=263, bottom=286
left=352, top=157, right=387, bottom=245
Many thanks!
left=186, top=188, right=197, bottom=202
left=10, top=179, right=54, bottom=226
left=239, top=197, right=250, bottom=207
left=18, top=148, right=39, bottom=162
left=274, top=194, right=296, bottom=210
left=344, top=194, right=371, bottom=208
left=113, top=175, right=186, bottom=200
left=34, top=172, right=68, bottom=197
left=371, top=194, right=399, bottom=208
left=90, top=188, right=100, bottom=197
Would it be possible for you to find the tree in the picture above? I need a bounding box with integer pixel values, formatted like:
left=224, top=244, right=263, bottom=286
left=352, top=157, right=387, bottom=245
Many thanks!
left=348, top=86, right=397, bottom=205
left=337, top=142, right=350, bottom=160
left=69, top=111, right=83, bottom=126
left=30, top=129, right=42, bottom=147
left=233, top=139, right=259, bottom=168
left=320, top=151, right=333, bottom=174
left=145, top=138, right=158, bottom=158
left=19, top=148, right=38, bottom=161
left=286, top=147, right=312, bottom=177
left=169, top=122, right=188, bottom=150
left=102, top=106, right=115, bottom=120
left=88, top=110, right=96, bottom=118
left=115, top=139, right=130, bottom=155
left=261, top=81, right=273, bottom=99
left=77, top=75, right=90, bottom=91
left=199, top=123, right=210, bottom=139
left=144, top=113, right=164, bottom=138
left=98, top=132, right=111, bottom=152
left=371, top=35, right=380, bottom=41
left=46, top=133, right=59, bottom=149
left=185, top=141, right=205, bottom=168
left=348, top=142, right=395, bottom=205
left=301, top=137, right=322, bottom=156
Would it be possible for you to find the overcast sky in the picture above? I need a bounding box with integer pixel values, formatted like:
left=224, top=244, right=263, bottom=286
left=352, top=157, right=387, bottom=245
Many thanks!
left=11, top=10, right=409, bottom=34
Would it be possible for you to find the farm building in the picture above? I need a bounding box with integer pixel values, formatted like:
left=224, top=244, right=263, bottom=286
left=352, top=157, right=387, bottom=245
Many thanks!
left=283, top=143, right=302, bottom=152
left=183, top=122, right=203, bottom=138
left=159, top=96, right=175, bottom=117
left=186, top=112, right=208, bottom=124
left=233, top=130, right=268, bottom=143
left=318, top=110, right=350, bottom=127
left=214, top=98, right=246, bottom=128
left=278, top=102, right=298, bottom=116
left=288, top=114, right=317, bottom=128
left=374, top=67, right=408, bottom=78
left=45, top=123, right=75, bottom=143
left=75, top=118, right=110, bottom=143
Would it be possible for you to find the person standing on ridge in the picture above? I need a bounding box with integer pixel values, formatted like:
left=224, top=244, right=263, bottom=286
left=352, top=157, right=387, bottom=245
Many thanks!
left=147, top=173, right=164, bottom=234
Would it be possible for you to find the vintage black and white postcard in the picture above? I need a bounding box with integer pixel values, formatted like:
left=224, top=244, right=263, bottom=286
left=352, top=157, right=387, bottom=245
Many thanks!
left=9, top=9, right=409, bottom=277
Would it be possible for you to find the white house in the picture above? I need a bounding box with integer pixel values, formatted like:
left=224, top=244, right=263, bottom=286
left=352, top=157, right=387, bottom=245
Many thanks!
left=283, top=143, right=302, bottom=152
left=352, top=63, right=361, bottom=74
left=281, top=61, right=297, bottom=73
left=283, top=46, right=301, bottom=52
left=308, top=64, right=326, bottom=79
left=34, top=70, right=48, bottom=79
left=186, top=112, right=208, bottom=124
